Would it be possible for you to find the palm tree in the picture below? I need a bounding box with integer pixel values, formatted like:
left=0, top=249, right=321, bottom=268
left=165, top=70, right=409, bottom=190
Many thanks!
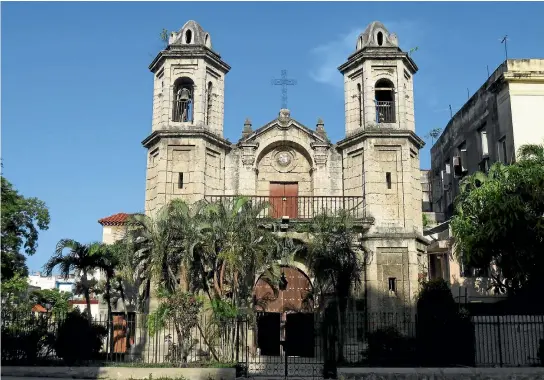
left=43, top=239, right=104, bottom=320
left=197, top=196, right=283, bottom=311
left=303, top=210, right=367, bottom=363
left=123, top=200, right=194, bottom=304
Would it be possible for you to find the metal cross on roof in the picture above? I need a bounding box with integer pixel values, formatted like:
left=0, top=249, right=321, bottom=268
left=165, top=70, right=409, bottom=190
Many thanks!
left=271, top=69, right=297, bottom=109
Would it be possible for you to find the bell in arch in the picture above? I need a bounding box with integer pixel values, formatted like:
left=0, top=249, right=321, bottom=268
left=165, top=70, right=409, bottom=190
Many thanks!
left=179, top=87, right=191, bottom=101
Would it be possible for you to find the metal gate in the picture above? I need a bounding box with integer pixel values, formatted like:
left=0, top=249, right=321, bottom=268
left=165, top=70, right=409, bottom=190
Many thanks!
left=245, top=311, right=327, bottom=378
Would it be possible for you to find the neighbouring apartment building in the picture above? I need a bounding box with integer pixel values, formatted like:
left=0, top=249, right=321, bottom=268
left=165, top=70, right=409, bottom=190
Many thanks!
left=424, top=58, right=544, bottom=304
left=27, top=271, right=101, bottom=318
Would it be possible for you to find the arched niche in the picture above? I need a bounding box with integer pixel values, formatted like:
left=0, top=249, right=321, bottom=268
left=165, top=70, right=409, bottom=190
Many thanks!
left=254, top=140, right=314, bottom=198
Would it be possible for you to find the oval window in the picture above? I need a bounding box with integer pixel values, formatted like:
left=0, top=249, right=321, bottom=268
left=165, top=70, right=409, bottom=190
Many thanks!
left=185, top=30, right=192, bottom=44
left=377, top=31, right=383, bottom=46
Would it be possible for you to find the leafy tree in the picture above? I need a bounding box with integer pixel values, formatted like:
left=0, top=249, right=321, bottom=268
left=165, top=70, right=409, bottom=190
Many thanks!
left=1, top=176, right=50, bottom=280
left=44, top=239, right=104, bottom=319
left=451, top=143, right=544, bottom=296
left=148, top=289, right=203, bottom=365
left=0, top=274, right=32, bottom=317
left=301, top=210, right=367, bottom=363
left=29, top=288, right=72, bottom=315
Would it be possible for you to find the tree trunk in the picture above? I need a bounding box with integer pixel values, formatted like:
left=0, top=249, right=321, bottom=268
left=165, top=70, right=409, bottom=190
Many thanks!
left=82, top=270, right=92, bottom=321
left=196, top=321, right=220, bottom=361
left=106, top=276, right=114, bottom=356
left=335, top=295, right=345, bottom=363
left=174, top=322, right=186, bottom=365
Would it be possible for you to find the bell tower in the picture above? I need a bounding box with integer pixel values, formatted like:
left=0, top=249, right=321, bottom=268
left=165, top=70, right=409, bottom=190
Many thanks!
left=149, top=20, right=230, bottom=136
left=144, top=20, right=231, bottom=216
left=339, top=21, right=417, bottom=136
left=337, top=21, right=427, bottom=314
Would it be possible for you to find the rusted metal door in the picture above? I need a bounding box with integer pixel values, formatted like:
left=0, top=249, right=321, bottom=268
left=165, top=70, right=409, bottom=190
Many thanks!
left=113, top=314, right=127, bottom=353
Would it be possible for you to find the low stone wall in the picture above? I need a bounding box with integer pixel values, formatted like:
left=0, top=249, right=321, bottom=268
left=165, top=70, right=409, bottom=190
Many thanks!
left=1, top=366, right=236, bottom=380
left=338, top=367, right=544, bottom=380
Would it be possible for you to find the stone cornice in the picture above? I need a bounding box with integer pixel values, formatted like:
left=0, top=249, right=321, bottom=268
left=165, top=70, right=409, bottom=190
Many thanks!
left=239, top=119, right=331, bottom=146
left=141, top=129, right=233, bottom=151
left=338, top=48, right=418, bottom=75
left=149, top=45, right=231, bottom=74
left=336, top=128, right=425, bottom=150
left=364, top=232, right=430, bottom=246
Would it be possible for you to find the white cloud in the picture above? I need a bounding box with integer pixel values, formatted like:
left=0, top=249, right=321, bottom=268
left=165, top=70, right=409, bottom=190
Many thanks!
left=309, top=21, right=422, bottom=88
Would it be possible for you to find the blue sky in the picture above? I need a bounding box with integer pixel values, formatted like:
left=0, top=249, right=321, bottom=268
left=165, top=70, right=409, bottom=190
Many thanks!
left=2, top=1, right=544, bottom=272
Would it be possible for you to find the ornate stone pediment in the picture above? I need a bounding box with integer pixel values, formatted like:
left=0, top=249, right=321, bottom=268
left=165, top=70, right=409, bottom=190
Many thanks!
left=311, top=142, right=330, bottom=167
left=239, top=142, right=259, bottom=167
left=237, top=109, right=330, bottom=146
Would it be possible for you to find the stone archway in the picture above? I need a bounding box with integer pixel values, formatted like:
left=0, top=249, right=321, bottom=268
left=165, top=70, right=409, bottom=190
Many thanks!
left=253, top=265, right=313, bottom=313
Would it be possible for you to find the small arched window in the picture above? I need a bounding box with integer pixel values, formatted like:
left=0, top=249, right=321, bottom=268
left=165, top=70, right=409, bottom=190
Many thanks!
left=206, top=81, right=213, bottom=125
left=377, top=31, right=384, bottom=46
left=374, top=79, right=395, bottom=123
left=185, top=30, right=192, bottom=44
left=172, top=77, right=194, bottom=122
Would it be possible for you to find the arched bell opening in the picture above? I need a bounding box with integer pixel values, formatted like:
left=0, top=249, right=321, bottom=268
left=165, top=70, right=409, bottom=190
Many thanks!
left=172, top=77, right=194, bottom=122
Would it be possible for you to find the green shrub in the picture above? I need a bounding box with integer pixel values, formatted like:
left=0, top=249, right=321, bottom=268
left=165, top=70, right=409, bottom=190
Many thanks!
left=1, top=315, right=55, bottom=364
left=365, top=326, right=416, bottom=367
left=54, top=309, right=107, bottom=365
left=416, top=278, right=475, bottom=367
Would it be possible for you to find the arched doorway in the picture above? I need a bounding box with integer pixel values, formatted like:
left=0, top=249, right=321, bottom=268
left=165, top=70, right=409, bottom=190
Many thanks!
left=249, top=265, right=324, bottom=377
left=254, top=265, right=313, bottom=314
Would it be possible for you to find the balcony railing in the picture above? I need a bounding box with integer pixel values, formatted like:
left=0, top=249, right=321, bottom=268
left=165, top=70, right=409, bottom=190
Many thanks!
left=375, top=101, right=396, bottom=123
left=205, top=195, right=367, bottom=220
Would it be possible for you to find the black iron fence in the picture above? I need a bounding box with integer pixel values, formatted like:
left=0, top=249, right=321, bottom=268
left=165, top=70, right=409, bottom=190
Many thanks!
left=1, top=311, right=248, bottom=367
left=2, top=311, right=543, bottom=369
left=204, top=195, right=367, bottom=221
left=339, top=312, right=544, bottom=368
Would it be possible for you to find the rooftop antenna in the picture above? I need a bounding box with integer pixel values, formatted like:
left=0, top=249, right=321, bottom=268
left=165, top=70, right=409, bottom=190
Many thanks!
left=486, top=65, right=490, bottom=78
left=500, top=35, right=509, bottom=60
left=467, top=88, right=470, bottom=100
left=449, top=104, right=453, bottom=118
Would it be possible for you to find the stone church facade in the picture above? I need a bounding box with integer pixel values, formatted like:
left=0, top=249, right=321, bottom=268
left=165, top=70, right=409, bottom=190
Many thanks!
left=137, top=19, right=428, bottom=313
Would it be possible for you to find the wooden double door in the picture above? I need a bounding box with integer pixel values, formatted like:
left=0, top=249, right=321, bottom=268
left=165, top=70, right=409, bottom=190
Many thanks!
left=269, top=182, right=298, bottom=219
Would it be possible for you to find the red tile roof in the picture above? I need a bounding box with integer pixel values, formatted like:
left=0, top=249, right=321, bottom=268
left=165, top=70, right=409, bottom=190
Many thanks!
left=32, top=304, right=47, bottom=313
left=98, top=213, right=131, bottom=226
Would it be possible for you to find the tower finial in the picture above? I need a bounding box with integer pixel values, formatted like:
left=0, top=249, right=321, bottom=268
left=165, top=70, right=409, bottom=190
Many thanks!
left=242, top=118, right=253, bottom=138
left=316, top=118, right=327, bottom=139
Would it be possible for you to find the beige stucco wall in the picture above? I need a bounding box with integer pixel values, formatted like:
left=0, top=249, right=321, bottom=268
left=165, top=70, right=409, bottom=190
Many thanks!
left=510, top=81, right=544, bottom=155
left=101, top=225, right=126, bottom=245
